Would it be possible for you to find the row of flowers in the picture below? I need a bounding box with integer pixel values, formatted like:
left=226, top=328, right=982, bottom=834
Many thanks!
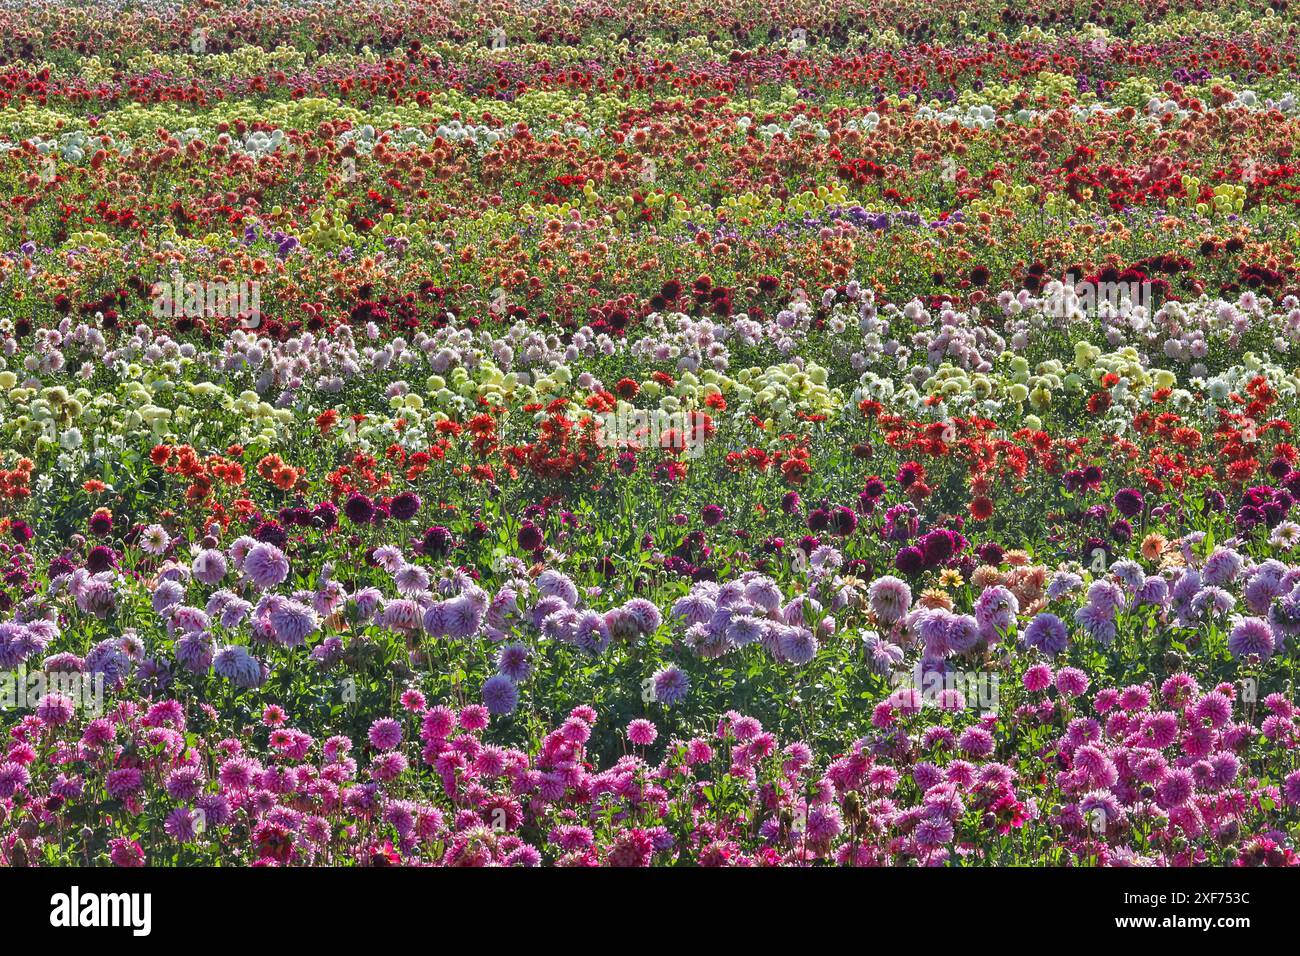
left=5, top=678, right=1298, bottom=867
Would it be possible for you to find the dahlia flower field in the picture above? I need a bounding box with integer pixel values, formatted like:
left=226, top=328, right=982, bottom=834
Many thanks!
left=0, top=0, right=1299, bottom=876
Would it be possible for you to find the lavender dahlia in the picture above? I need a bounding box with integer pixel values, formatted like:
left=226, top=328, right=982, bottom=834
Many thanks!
left=481, top=675, right=520, bottom=716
